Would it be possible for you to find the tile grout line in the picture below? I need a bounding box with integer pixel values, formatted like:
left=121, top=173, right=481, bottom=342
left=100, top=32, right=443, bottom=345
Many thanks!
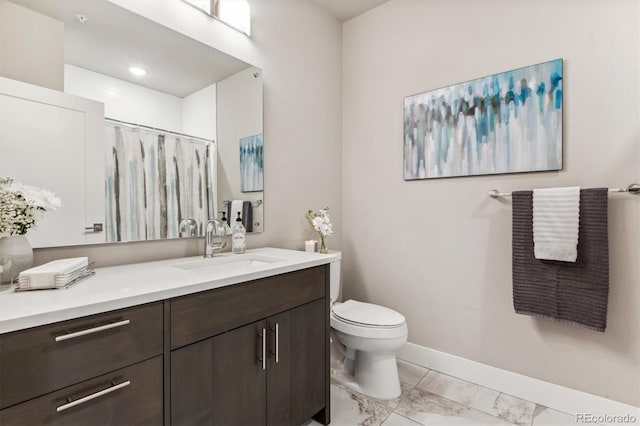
left=388, top=368, right=429, bottom=426
left=416, top=370, right=539, bottom=425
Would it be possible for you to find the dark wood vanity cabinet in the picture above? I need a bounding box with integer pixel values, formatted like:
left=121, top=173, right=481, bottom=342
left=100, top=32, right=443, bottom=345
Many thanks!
left=0, top=264, right=330, bottom=426
left=266, top=299, right=326, bottom=426
left=170, top=266, right=329, bottom=426
left=0, top=357, right=163, bottom=426
left=0, top=302, right=164, bottom=425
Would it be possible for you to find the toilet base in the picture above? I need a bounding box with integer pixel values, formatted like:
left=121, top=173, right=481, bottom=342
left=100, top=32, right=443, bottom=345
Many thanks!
left=330, top=327, right=406, bottom=400
left=353, top=350, right=401, bottom=399
left=330, top=339, right=402, bottom=400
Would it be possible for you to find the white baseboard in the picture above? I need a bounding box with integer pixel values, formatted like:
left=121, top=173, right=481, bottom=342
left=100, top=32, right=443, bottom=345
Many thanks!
left=398, top=342, right=639, bottom=424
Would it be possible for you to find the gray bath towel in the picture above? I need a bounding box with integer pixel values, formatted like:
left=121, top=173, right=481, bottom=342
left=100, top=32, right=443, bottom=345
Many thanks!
left=512, top=188, right=609, bottom=332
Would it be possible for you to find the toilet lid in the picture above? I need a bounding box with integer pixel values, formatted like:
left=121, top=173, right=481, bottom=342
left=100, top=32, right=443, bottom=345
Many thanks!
left=332, top=300, right=405, bottom=327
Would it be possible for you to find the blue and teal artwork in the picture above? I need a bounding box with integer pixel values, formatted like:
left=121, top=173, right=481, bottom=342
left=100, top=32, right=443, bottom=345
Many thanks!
left=240, top=134, right=263, bottom=192
left=404, top=59, right=563, bottom=179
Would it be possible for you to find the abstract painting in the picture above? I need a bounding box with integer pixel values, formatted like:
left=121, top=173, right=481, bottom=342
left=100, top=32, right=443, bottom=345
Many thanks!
left=240, top=134, right=264, bottom=192
left=404, top=59, right=563, bottom=179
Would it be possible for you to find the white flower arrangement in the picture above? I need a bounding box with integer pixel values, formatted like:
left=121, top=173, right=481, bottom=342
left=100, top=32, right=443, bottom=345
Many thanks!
left=306, top=207, right=333, bottom=253
left=0, top=178, right=61, bottom=238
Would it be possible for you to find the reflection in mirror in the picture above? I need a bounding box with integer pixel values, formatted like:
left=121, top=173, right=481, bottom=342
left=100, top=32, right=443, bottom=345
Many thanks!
left=182, top=0, right=251, bottom=35
left=104, top=120, right=215, bottom=242
left=1, top=0, right=263, bottom=248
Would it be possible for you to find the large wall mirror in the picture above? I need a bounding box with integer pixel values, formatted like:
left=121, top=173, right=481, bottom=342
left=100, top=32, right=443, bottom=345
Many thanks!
left=0, top=0, right=263, bottom=248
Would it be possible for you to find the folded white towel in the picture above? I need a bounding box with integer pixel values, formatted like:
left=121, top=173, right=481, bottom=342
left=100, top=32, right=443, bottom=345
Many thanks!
left=533, top=187, right=580, bottom=262
left=19, top=257, right=89, bottom=289
left=230, top=200, right=243, bottom=227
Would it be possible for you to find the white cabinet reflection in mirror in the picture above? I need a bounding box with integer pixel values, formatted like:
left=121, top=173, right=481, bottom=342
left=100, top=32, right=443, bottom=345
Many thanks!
left=105, top=122, right=216, bottom=243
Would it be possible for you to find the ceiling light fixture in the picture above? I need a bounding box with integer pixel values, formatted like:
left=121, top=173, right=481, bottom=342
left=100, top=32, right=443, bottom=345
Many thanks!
left=128, top=66, right=147, bottom=77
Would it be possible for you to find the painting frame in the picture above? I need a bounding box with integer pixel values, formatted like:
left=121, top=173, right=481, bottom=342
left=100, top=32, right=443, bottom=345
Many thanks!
left=403, top=59, right=563, bottom=180
left=239, top=133, right=264, bottom=192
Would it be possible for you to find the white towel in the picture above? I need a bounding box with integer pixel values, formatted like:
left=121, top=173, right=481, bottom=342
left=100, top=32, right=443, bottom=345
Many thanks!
left=18, top=257, right=89, bottom=289
left=230, top=200, right=243, bottom=227
left=533, top=187, right=580, bottom=262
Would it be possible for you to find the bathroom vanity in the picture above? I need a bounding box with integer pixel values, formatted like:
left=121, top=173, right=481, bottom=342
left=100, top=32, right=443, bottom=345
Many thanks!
left=0, top=248, right=336, bottom=426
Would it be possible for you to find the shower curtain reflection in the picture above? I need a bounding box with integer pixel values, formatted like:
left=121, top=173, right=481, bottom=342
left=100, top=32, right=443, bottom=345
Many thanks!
left=105, top=122, right=216, bottom=242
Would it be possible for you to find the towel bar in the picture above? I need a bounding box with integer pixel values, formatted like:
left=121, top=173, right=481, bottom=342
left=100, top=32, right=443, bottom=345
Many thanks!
left=488, top=183, right=640, bottom=199
left=222, top=199, right=263, bottom=207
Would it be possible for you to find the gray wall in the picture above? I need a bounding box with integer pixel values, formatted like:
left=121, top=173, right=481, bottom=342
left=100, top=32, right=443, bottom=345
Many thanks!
left=0, top=0, right=64, bottom=91
left=342, top=0, right=639, bottom=406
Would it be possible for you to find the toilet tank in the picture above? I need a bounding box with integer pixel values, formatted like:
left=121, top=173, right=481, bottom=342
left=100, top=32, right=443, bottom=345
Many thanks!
left=329, top=257, right=341, bottom=304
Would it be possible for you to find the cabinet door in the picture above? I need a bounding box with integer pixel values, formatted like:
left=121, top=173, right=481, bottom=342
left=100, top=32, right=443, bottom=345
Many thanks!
left=267, top=299, right=326, bottom=426
left=171, top=320, right=267, bottom=426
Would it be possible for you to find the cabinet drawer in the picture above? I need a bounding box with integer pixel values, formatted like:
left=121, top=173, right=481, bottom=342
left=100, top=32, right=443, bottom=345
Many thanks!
left=0, top=302, right=163, bottom=409
left=171, top=265, right=326, bottom=349
left=0, top=356, right=163, bottom=426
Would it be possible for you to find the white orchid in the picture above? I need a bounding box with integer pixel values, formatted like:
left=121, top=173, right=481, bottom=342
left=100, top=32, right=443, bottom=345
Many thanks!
left=0, top=178, right=61, bottom=237
left=306, top=207, right=333, bottom=253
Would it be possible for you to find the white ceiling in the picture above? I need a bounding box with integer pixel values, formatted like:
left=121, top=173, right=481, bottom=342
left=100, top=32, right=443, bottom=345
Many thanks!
left=9, top=0, right=388, bottom=97
left=311, top=0, right=390, bottom=22
left=10, top=0, right=251, bottom=98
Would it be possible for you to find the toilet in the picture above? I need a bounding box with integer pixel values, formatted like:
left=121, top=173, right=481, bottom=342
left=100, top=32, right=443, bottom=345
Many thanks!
left=328, top=254, right=408, bottom=400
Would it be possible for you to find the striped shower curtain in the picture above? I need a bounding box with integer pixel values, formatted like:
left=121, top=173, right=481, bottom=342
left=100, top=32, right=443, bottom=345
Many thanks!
left=105, top=122, right=216, bottom=243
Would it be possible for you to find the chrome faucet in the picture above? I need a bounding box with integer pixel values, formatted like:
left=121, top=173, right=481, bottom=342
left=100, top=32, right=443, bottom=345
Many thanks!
left=204, top=219, right=227, bottom=258
left=179, top=218, right=198, bottom=237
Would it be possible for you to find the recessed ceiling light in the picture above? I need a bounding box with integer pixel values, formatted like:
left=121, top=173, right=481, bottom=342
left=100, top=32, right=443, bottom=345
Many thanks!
left=128, top=66, right=147, bottom=76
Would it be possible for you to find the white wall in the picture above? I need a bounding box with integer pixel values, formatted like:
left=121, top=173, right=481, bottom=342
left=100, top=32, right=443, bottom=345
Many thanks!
left=182, top=84, right=216, bottom=141
left=65, top=65, right=217, bottom=140
left=64, top=64, right=182, bottom=132
left=34, top=0, right=343, bottom=265
left=217, top=66, right=263, bottom=231
left=342, top=0, right=639, bottom=406
left=0, top=0, right=64, bottom=91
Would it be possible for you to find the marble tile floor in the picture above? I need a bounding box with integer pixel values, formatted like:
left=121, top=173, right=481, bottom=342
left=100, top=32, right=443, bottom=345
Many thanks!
left=304, top=359, right=583, bottom=426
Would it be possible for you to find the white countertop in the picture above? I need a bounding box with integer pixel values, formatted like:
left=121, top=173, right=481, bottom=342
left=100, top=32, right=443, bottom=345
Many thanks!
left=0, top=247, right=340, bottom=334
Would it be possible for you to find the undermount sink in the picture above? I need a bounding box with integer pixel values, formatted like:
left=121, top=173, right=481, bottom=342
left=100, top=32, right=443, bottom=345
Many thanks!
left=173, top=254, right=285, bottom=276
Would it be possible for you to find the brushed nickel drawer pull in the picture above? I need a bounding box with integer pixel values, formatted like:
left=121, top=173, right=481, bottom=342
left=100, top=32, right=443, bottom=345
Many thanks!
left=54, top=319, right=131, bottom=342
left=274, top=323, right=279, bottom=364
left=56, top=380, right=131, bottom=412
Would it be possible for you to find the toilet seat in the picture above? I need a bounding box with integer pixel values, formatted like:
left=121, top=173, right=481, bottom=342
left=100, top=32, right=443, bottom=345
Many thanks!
left=332, top=300, right=405, bottom=327
left=331, top=300, right=407, bottom=340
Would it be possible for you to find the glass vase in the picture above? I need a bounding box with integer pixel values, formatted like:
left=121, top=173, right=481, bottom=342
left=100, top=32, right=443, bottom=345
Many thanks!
left=0, top=235, right=34, bottom=285
left=319, top=234, right=328, bottom=254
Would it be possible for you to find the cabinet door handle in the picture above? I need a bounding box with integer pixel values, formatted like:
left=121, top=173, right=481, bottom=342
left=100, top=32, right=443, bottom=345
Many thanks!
left=259, top=328, right=266, bottom=370
left=56, top=380, right=131, bottom=412
left=274, top=323, right=279, bottom=364
left=54, top=320, right=130, bottom=342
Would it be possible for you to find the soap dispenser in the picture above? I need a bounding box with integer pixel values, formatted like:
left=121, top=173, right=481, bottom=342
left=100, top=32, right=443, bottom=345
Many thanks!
left=232, top=212, right=246, bottom=254
left=220, top=211, right=231, bottom=235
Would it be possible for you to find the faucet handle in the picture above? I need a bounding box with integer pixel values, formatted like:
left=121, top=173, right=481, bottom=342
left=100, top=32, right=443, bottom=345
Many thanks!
left=212, top=241, right=227, bottom=250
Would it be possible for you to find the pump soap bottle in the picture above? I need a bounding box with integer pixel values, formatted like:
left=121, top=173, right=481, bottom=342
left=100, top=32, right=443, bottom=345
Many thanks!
left=232, top=212, right=246, bottom=254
